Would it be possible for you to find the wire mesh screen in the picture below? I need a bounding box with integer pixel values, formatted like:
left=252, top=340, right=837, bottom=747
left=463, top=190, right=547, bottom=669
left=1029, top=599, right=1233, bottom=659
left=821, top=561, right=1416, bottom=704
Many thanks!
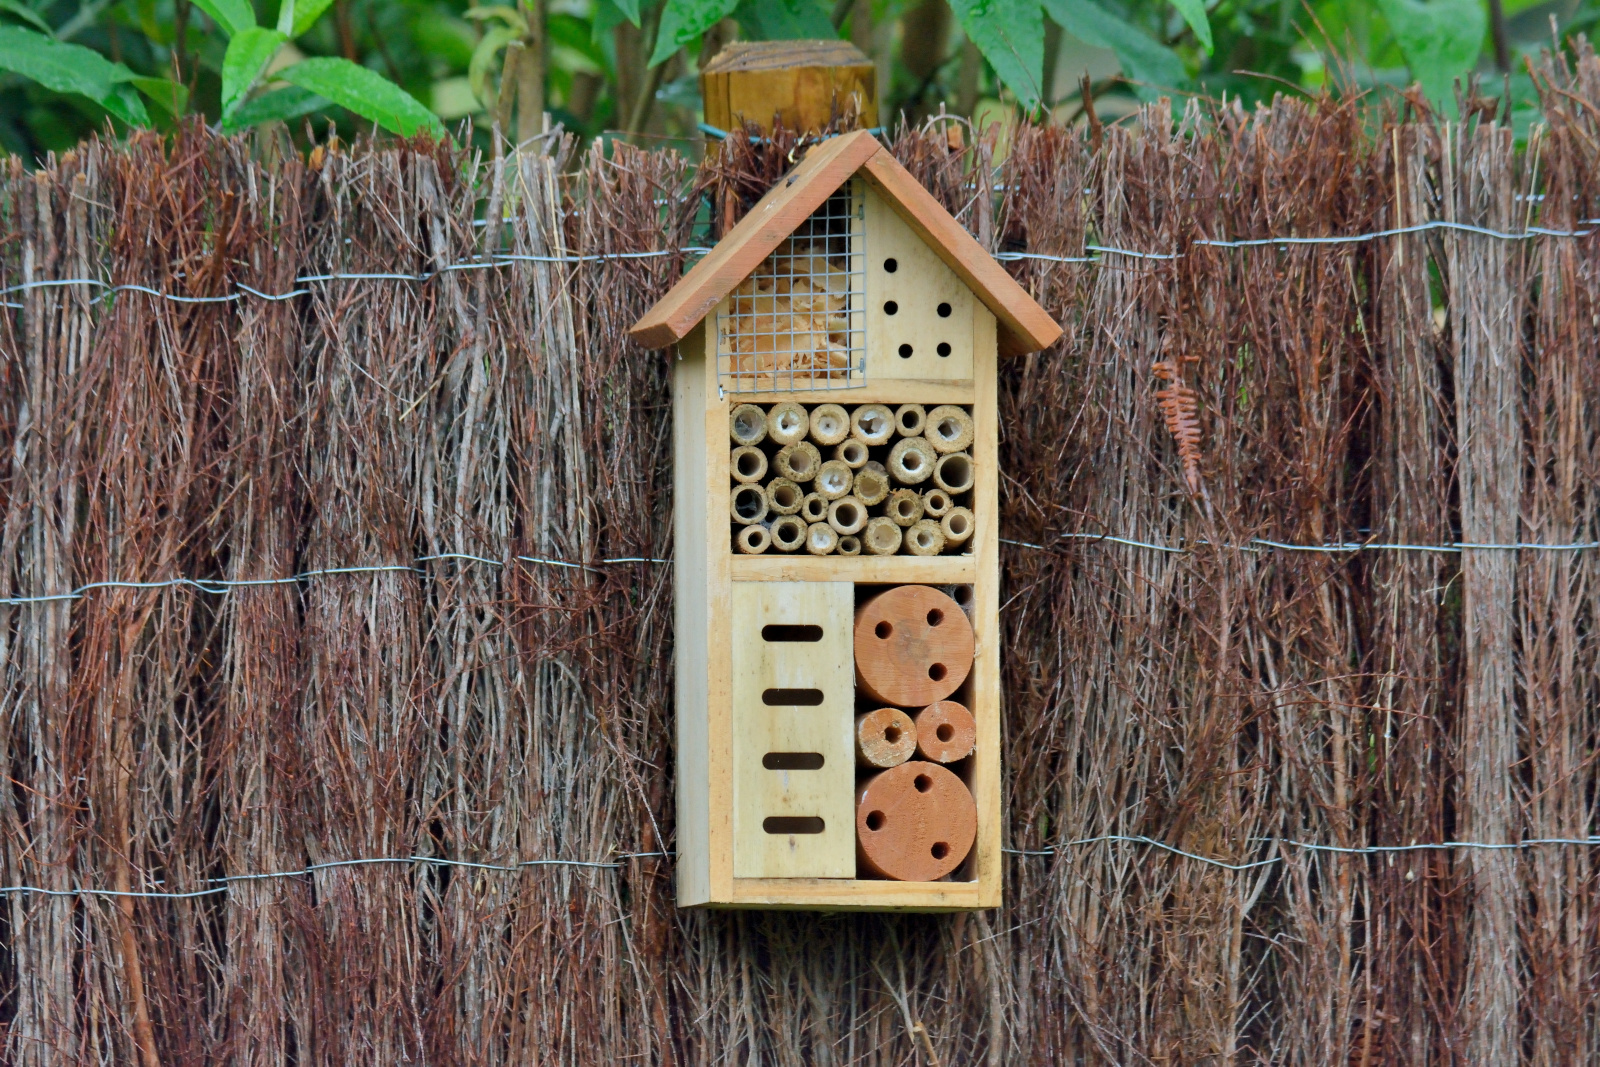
left=717, top=180, right=866, bottom=393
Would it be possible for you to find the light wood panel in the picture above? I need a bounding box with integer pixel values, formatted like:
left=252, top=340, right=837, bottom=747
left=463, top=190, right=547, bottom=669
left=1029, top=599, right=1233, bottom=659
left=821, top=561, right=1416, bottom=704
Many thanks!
left=863, top=185, right=975, bottom=381
left=730, top=553, right=976, bottom=584
left=731, top=581, right=856, bottom=878
left=718, top=380, right=975, bottom=405
left=673, top=326, right=711, bottom=906
left=969, top=307, right=1003, bottom=908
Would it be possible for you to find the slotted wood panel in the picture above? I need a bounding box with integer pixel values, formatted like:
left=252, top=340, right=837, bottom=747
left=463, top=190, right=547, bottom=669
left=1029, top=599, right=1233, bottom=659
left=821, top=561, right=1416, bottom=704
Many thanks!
left=731, top=581, right=855, bottom=878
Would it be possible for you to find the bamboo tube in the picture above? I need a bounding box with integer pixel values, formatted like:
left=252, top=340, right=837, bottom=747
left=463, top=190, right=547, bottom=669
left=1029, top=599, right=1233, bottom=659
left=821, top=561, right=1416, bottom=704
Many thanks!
left=834, top=438, right=869, bottom=469
left=770, top=514, right=807, bottom=552
left=766, top=477, right=803, bottom=514
left=806, top=522, right=838, bottom=555
left=855, top=707, right=917, bottom=768
left=905, top=518, right=946, bottom=556
left=730, top=483, right=768, bottom=525
left=809, top=403, right=850, bottom=445
left=894, top=403, right=926, bottom=437
left=853, top=463, right=890, bottom=505
left=855, top=761, right=976, bottom=881
left=887, top=488, right=924, bottom=526
left=730, top=403, right=768, bottom=446
left=922, top=488, right=952, bottom=517
left=736, top=524, right=771, bottom=554
left=767, top=401, right=809, bottom=445
left=827, top=495, right=868, bottom=535
left=940, top=507, right=974, bottom=546
left=851, top=403, right=894, bottom=445
left=924, top=405, right=974, bottom=453
left=888, top=437, right=935, bottom=485
left=730, top=445, right=768, bottom=484
left=913, top=700, right=976, bottom=763
left=837, top=534, right=861, bottom=555
left=864, top=516, right=903, bottom=555
left=814, top=459, right=854, bottom=500
left=800, top=493, right=829, bottom=523
left=932, top=451, right=973, bottom=494
left=774, top=441, right=821, bottom=482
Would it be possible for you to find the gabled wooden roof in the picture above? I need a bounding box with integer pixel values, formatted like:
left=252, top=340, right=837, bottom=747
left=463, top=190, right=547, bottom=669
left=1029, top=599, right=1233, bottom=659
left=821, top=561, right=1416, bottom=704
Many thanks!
left=629, top=130, right=1063, bottom=358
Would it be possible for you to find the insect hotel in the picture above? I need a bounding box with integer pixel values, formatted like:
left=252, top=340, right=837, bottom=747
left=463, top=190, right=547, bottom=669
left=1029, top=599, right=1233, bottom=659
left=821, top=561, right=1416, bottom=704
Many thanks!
left=631, top=130, right=1061, bottom=909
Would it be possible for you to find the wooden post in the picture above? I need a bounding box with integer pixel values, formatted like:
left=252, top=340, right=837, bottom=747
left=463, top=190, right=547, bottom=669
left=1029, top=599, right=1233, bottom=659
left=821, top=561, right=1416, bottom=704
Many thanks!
left=701, top=40, right=878, bottom=136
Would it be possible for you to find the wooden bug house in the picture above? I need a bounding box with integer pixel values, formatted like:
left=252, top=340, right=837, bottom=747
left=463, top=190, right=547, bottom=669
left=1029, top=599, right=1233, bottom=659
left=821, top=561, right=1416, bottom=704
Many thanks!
left=631, top=130, right=1061, bottom=910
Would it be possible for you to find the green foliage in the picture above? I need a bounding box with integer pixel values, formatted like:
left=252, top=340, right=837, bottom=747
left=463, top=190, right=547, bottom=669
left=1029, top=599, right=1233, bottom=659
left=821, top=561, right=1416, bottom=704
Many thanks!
left=1373, top=0, right=1485, bottom=104
left=951, top=0, right=1046, bottom=106
left=279, top=57, right=446, bottom=136
left=651, top=0, right=739, bottom=66
left=221, top=28, right=287, bottom=112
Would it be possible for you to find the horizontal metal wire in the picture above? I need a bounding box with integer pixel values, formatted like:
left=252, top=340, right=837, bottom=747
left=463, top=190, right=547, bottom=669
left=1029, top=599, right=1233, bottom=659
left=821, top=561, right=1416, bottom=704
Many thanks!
left=1003, top=834, right=1600, bottom=872
left=1003, top=534, right=1600, bottom=555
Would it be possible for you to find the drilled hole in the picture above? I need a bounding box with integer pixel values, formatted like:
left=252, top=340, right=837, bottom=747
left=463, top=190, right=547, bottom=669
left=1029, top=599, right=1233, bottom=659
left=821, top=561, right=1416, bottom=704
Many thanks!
left=931, top=841, right=949, bottom=859
left=762, top=624, right=822, bottom=642
left=875, top=620, right=892, bottom=639
left=936, top=723, right=954, bottom=742
left=762, top=688, right=824, bottom=706
left=884, top=258, right=898, bottom=273
left=763, top=752, right=824, bottom=770
left=884, top=300, right=898, bottom=315
left=914, top=774, right=932, bottom=793
left=764, top=816, right=825, bottom=835
left=884, top=726, right=902, bottom=744
left=926, top=608, right=944, bottom=627
left=928, top=663, right=947, bottom=681
left=937, top=302, right=952, bottom=317
left=937, top=342, right=951, bottom=357
left=898, top=343, right=913, bottom=358
left=865, top=810, right=886, bottom=831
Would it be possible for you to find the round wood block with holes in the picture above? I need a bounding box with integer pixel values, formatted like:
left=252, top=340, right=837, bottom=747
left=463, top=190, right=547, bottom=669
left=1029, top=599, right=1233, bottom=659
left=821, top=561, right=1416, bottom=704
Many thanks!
left=914, top=700, right=976, bottom=763
left=856, top=707, right=917, bottom=768
left=854, top=586, right=973, bottom=706
left=856, top=761, right=976, bottom=880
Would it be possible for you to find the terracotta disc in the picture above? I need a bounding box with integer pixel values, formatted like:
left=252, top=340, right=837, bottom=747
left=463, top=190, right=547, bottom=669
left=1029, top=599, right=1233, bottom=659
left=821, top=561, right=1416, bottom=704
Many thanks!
left=855, top=761, right=977, bottom=881
left=914, top=700, right=976, bottom=763
left=853, top=586, right=974, bottom=705
left=855, top=707, right=917, bottom=768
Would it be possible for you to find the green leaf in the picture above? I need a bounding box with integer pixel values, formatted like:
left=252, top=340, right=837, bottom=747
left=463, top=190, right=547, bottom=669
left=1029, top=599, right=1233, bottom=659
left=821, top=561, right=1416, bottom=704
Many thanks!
left=1043, top=0, right=1186, bottom=96
left=949, top=0, right=1044, bottom=110
left=277, top=57, right=447, bottom=136
left=0, top=1, right=52, bottom=34
left=650, top=0, right=738, bottom=66
left=221, top=84, right=325, bottom=130
left=0, top=26, right=154, bottom=119
left=1373, top=0, right=1484, bottom=105
left=128, top=74, right=189, bottom=115
left=291, top=0, right=336, bottom=36
left=465, top=5, right=527, bottom=31
left=102, top=82, right=150, bottom=125
left=189, top=0, right=257, bottom=36
left=1168, top=0, right=1212, bottom=53
left=222, top=27, right=286, bottom=109
left=734, top=0, right=835, bottom=40
left=468, top=24, right=520, bottom=106
left=613, top=0, right=643, bottom=25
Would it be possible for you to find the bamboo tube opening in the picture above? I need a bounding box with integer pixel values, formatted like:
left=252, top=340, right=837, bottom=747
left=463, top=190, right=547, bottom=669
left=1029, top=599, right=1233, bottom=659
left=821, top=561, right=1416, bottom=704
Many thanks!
left=768, top=402, right=809, bottom=445
left=730, top=484, right=768, bottom=525
left=806, top=522, right=839, bottom=555
left=853, top=464, right=890, bottom=505
left=894, top=403, right=926, bottom=437
left=730, top=445, right=768, bottom=483
left=809, top=403, right=850, bottom=445
left=770, top=514, right=807, bottom=552
left=828, top=496, right=867, bottom=534
left=864, top=516, right=902, bottom=555
left=800, top=493, right=829, bottom=523
left=837, top=534, right=861, bottom=555
left=775, top=441, right=821, bottom=482
left=730, top=403, right=768, bottom=446
left=736, top=524, right=771, bottom=554
left=767, top=478, right=803, bottom=514
left=932, top=451, right=973, bottom=494
left=815, top=459, right=853, bottom=500
left=887, top=488, right=924, bottom=527
left=906, top=519, right=946, bottom=556
left=941, top=507, right=973, bottom=546
left=888, top=437, right=935, bottom=485
left=925, top=405, right=974, bottom=453
left=851, top=404, right=894, bottom=445
left=835, top=439, right=868, bottom=468
left=923, top=488, right=951, bottom=517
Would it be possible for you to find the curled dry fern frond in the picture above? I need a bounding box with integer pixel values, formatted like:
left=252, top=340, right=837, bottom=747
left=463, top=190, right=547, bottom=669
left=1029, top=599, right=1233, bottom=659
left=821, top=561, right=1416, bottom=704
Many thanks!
left=1152, top=359, right=1203, bottom=494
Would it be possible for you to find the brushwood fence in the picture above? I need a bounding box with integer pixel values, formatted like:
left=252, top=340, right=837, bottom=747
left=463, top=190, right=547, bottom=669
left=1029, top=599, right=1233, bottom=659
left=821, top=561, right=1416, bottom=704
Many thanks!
left=4, top=49, right=1600, bottom=1066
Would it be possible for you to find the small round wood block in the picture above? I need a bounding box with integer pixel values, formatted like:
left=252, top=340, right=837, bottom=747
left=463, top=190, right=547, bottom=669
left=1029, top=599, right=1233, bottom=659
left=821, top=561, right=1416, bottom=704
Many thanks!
left=914, top=700, right=976, bottom=763
left=856, top=707, right=917, bottom=768
left=854, top=586, right=974, bottom=706
left=856, top=761, right=976, bottom=881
